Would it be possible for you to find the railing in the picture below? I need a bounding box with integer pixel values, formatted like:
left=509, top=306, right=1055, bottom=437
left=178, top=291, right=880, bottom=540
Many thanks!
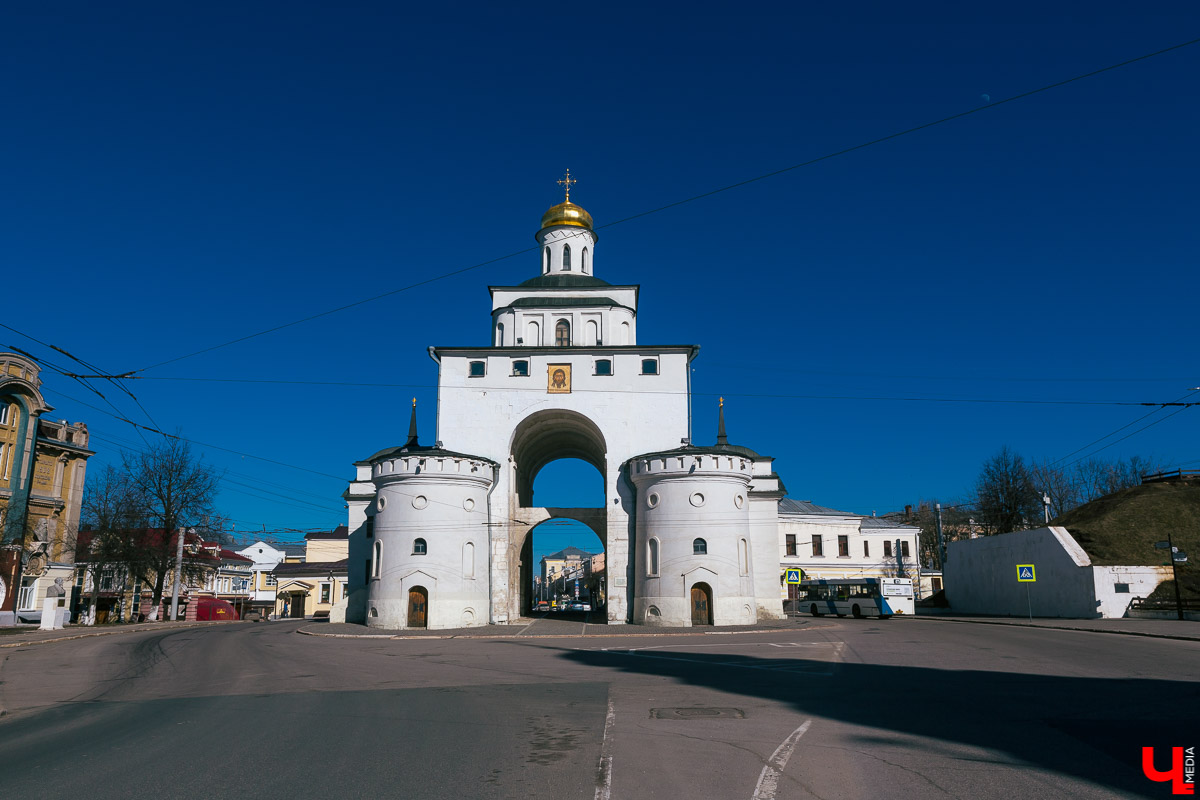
left=1129, top=596, right=1200, bottom=611
left=1141, top=469, right=1200, bottom=484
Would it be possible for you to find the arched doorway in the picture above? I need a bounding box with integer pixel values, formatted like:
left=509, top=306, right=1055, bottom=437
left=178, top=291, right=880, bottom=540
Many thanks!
left=525, top=517, right=605, bottom=618
left=691, top=583, right=713, bottom=626
left=407, top=586, right=428, bottom=628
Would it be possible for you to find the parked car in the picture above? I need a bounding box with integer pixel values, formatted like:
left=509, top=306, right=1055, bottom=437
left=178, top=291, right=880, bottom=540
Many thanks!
left=536, top=601, right=549, bottom=612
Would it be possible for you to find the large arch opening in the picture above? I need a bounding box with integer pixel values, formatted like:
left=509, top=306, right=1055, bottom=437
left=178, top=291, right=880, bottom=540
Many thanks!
left=511, top=409, right=608, bottom=620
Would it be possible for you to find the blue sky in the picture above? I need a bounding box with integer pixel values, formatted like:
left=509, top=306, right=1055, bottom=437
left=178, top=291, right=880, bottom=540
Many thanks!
left=3, top=3, right=1198, bottom=554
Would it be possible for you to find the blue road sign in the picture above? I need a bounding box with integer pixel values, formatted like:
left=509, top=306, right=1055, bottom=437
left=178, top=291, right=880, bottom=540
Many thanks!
left=785, top=569, right=802, bottom=584
left=1017, top=564, right=1036, bottom=582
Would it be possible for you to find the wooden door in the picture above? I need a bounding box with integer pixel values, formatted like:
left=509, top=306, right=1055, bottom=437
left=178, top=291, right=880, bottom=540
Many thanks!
left=691, top=583, right=712, bottom=625
left=408, top=587, right=428, bottom=628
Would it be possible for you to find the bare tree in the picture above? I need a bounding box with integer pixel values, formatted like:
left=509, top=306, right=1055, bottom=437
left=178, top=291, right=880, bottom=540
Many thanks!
left=122, top=436, right=222, bottom=620
left=78, top=465, right=141, bottom=625
left=974, top=446, right=1040, bottom=534
left=1029, top=460, right=1080, bottom=521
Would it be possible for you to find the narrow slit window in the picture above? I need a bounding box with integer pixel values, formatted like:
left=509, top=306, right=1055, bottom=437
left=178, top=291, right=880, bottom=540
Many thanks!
left=562, top=244, right=572, bottom=270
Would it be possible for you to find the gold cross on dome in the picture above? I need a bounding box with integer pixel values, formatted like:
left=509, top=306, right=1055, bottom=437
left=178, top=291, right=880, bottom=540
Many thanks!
left=557, top=169, right=577, bottom=202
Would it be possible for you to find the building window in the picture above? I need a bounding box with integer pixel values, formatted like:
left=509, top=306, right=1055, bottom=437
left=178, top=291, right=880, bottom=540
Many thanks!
left=366, top=516, right=374, bottom=539
left=648, top=538, right=659, bottom=576
left=838, top=535, right=849, bottom=557
left=373, top=541, right=382, bottom=578
left=543, top=247, right=550, bottom=274
left=595, top=359, right=612, bottom=376
left=581, top=247, right=589, bottom=273
left=901, top=541, right=910, bottom=558
left=512, top=360, right=529, bottom=376
left=693, top=538, right=707, bottom=555
left=413, top=538, right=427, bottom=555
left=496, top=323, right=504, bottom=346
left=266, top=573, right=276, bottom=586
left=863, top=541, right=869, bottom=557
left=0, top=403, right=9, bottom=425
left=641, top=359, right=658, bottom=375
left=526, top=320, right=540, bottom=346
left=555, top=320, right=570, bottom=346
left=320, top=583, right=331, bottom=604
left=811, top=535, right=823, bottom=557
left=883, top=540, right=893, bottom=557
left=932, top=577, right=943, bottom=592
left=739, top=538, right=749, bottom=576
left=1114, top=583, right=1130, bottom=593
left=469, top=360, right=486, bottom=377
left=562, top=244, right=571, bottom=270
left=785, top=534, right=796, bottom=556
left=463, top=542, right=475, bottom=579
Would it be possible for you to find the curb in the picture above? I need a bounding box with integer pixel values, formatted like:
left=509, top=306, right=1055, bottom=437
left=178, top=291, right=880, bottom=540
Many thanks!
left=297, top=622, right=833, bottom=641
left=908, top=615, right=1200, bottom=642
left=0, top=620, right=241, bottom=649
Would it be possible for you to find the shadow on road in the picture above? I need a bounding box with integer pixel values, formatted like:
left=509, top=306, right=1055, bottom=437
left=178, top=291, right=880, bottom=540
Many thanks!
left=556, top=646, right=1198, bottom=798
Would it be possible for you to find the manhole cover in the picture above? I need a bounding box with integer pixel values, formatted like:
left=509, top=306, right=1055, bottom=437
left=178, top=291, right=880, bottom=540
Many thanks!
left=650, top=707, right=745, bottom=720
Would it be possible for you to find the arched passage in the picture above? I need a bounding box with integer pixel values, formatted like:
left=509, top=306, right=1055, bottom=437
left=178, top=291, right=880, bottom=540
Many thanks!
left=510, top=409, right=607, bottom=508
left=522, top=518, right=605, bottom=617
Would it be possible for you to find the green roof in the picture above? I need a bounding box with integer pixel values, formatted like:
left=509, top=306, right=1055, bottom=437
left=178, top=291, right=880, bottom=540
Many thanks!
left=517, top=274, right=612, bottom=288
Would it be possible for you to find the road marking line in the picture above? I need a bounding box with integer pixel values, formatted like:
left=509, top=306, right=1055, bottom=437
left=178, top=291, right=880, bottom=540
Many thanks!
left=594, top=693, right=616, bottom=800
left=752, top=719, right=812, bottom=800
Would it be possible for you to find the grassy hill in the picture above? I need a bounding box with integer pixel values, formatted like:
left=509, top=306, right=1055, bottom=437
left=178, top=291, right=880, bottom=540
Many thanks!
left=1051, top=478, right=1199, bottom=600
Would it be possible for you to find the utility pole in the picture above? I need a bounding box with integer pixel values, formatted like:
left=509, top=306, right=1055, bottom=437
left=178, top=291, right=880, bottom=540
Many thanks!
left=935, top=503, right=946, bottom=571
left=1042, top=493, right=1051, bottom=524
left=169, top=527, right=186, bottom=621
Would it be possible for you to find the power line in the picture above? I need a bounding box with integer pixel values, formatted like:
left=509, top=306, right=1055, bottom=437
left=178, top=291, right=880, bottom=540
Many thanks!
left=124, top=374, right=1198, bottom=407
left=120, top=35, right=1200, bottom=375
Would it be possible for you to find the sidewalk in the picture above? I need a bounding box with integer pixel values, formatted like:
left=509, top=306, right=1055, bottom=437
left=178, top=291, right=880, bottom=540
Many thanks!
left=909, top=612, right=1200, bottom=642
left=305, top=615, right=822, bottom=639
left=0, top=619, right=244, bottom=648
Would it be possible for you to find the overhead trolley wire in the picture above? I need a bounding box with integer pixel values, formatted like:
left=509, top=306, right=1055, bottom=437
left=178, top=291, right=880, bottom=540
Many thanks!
left=119, top=36, right=1200, bottom=376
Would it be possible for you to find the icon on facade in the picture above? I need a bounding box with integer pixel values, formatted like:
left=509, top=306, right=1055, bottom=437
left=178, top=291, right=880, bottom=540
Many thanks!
left=548, top=364, right=571, bottom=394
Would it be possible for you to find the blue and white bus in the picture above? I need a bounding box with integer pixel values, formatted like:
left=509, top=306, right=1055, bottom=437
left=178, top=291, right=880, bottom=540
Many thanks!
left=800, top=577, right=914, bottom=618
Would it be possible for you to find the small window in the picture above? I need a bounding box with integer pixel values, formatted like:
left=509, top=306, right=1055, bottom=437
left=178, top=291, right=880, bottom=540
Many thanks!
left=543, top=246, right=550, bottom=274
left=863, top=541, right=869, bottom=557
left=785, top=534, right=796, bottom=556
left=265, top=574, right=276, bottom=586
left=373, top=541, right=381, bottom=578
left=0, top=403, right=9, bottom=424
left=555, top=320, right=570, bottom=347
left=739, top=538, right=749, bottom=575
left=413, top=538, right=427, bottom=555
left=838, top=535, right=849, bottom=557
left=883, top=540, right=893, bottom=557
left=932, top=577, right=943, bottom=592
left=512, top=360, right=529, bottom=376
left=366, top=517, right=374, bottom=539
left=692, top=538, right=707, bottom=555
left=1114, top=583, right=1130, bottom=593
left=641, top=359, right=658, bottom=375
left=581, top=246, right=589, bottom=273
left=562, top=244, right=572, bottom=270
left=812, top=535, right=823, bottom=557
left=901, top=541, right=910, bottom=558
left=496, top=323, right=504, bottom=346
left=320, top=583, right=331, bottom=604
left=595, top=359, right=612, bottom=376
left=469, top=361, right=486, bottom=377
left=648, top=538, right=659, bottom=576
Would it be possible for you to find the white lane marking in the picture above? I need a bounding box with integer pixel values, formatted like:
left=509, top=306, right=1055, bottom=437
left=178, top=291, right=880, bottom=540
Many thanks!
left=594, top=694, right=616, bottom=800
left=752, top=720, right=812, bottom=800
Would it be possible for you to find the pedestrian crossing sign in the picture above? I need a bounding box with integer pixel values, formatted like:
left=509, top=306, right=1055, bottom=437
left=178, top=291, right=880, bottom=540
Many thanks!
left=785, top=569, right=802, bottom=584
left=1016, top=564, right=1036, bottom=582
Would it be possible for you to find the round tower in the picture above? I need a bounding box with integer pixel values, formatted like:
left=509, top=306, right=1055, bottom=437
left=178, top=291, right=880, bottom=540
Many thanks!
left=362, top=402, right=497, bottom=630
left=536, top=170, right=597, bottom=276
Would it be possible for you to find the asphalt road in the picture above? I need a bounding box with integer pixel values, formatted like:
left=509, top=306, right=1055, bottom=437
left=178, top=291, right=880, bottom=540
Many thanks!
left=0, top=619, right=1196, bottom=799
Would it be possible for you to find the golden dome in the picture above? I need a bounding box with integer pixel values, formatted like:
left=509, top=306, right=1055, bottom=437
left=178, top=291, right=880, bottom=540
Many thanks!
left=540, top=201, right=593, bottom=231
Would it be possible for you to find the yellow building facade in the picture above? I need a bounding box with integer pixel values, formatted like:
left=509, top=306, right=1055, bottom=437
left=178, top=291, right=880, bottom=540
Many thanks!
left=1, top=352, right=92, bottom=623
